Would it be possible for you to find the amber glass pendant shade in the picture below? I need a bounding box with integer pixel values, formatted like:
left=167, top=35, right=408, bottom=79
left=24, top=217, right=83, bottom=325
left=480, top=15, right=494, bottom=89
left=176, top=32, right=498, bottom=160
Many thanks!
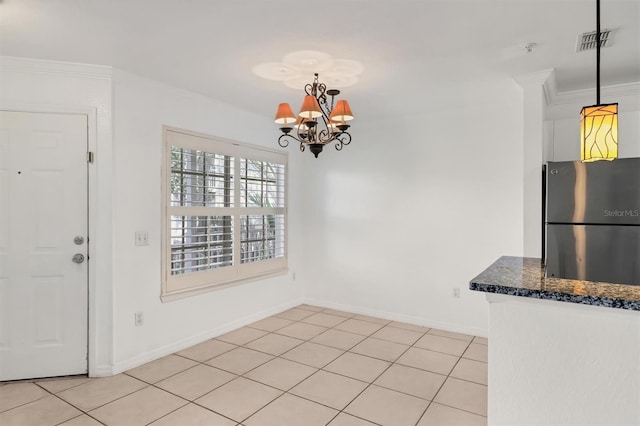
left=580, top=103, right=618, bottom=162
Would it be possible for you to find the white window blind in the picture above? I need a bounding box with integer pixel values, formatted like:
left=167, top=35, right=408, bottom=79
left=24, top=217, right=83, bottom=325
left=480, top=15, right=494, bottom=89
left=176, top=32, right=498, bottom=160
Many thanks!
left=162, top=127, right=287, bottom=300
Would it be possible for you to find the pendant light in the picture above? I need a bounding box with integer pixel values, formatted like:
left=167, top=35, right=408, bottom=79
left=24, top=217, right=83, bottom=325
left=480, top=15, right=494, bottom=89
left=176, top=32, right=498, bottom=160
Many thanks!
left=580, top=0, right=618, bottom=162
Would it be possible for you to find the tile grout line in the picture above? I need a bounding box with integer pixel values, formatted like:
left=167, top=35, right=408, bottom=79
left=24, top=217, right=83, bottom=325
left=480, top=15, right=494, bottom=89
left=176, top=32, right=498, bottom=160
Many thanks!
left=235, top=369, right=383, bottom=425
left=362, top=322, right=463, bottom=426
left=143, top=317, right=340, bottom=425
left=414, top=337, right=488, bottom=424
left=309, top=307, right=487, bottom=424
left=29, top=383, right=108, bottom=426
left=141, top=394, right=232, bottom=426
left=2, top=305, right=487, bottom=426
left=226, top=324, right=353, bottom=422
left=173, top=341, right=240, bottom=363
left=240, top=307, right=489, bottom=424
left=1, top=377, right=90, bottom=414
left=31, top=382, right=98, bottom=422
left=412, top=339, right=473, bottom=425
left=58, top=378, right=163, bottom=418
left=329, top=332, right=420, bottom=424
left=143, top=321, right=487, bottom=424
left=205, top=309, right=403, bottom=425
left=0, top=384, right=51, bottom=414
left=52, top=408, right=107, bottom=426
left=296, top=309, right=434, bottom=424
left=120, top=365, right=229, bottom=415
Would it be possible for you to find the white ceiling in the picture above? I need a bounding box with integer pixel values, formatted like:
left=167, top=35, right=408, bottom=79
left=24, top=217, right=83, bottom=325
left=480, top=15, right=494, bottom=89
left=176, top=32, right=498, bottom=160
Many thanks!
left=1, top=0, right=639, bottom=120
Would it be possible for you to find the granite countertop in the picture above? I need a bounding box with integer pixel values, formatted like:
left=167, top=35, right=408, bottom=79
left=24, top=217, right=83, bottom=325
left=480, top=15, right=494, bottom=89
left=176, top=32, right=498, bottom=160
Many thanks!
left=470, top=256, right=640, bottom=311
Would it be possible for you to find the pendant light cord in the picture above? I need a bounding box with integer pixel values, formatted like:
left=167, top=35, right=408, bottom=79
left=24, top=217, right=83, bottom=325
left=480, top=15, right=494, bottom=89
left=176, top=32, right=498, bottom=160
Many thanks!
left=596, top=0, right=601, bottom=104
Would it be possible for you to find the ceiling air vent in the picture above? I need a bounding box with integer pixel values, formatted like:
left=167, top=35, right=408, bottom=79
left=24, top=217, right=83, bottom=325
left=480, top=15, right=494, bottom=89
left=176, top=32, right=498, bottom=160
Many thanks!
left=576, top=29, right=614, bottom=52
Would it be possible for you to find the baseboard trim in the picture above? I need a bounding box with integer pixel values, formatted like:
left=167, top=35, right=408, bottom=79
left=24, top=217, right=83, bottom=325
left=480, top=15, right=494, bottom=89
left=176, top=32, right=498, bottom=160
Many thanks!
left=109, top=297, right=304, bottom=375
left=303, top=298, right=488, bottom=338
left=90, top=365, right=116, bottom=378
left=99, top=296, right=487, bottom=376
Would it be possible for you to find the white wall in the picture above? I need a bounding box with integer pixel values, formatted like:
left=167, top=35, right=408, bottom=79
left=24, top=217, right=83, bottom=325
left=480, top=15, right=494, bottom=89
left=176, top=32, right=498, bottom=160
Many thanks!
left=488, top=294, right=640, bottom=425
left=516, top=70, right=553, bottom=258
left=110, top=69, right=303, bottom=371
left=299, top=80, right=524, bottom=337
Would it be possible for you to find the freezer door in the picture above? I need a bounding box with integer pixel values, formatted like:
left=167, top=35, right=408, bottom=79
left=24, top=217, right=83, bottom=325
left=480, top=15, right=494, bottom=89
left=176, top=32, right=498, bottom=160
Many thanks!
left=546, top=224, right=640, bottom=285
left=546, top=158, right=640, bottom=225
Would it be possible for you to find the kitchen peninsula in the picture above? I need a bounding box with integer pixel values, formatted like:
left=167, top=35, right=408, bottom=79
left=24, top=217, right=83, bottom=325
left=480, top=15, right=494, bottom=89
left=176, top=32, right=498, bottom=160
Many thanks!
left=470, top=256, right=640, bottom=425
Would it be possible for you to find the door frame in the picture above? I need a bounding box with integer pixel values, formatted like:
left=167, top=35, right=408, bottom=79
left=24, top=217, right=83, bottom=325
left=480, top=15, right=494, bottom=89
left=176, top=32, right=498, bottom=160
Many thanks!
left=1, top=105, right=98, bottom=376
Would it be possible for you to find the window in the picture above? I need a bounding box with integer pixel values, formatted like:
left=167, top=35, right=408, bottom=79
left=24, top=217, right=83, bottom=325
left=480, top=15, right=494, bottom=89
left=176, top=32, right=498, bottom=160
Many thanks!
left=162, top=127, right=287, bottom=300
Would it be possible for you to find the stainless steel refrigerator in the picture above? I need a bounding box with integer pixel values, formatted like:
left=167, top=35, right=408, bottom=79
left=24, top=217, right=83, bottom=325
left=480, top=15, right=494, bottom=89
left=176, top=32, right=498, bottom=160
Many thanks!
left=545, top=157, right=640, bottom=285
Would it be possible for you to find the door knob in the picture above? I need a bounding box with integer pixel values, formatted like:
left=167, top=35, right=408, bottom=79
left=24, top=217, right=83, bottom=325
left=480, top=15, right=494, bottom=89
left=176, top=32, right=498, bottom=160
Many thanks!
left=72, top=253, right=85, bottom=264
left=74, top=236, right=84, bottom=245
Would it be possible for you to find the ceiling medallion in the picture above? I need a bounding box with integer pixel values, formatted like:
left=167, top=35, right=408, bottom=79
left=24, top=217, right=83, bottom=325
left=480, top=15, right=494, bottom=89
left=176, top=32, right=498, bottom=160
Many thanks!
left=253, top=50, right=363, bottom=89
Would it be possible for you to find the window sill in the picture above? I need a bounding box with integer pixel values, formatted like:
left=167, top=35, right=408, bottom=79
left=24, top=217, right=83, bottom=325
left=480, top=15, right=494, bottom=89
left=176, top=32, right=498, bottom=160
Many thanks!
left=160, top=267, right=289, bottom=303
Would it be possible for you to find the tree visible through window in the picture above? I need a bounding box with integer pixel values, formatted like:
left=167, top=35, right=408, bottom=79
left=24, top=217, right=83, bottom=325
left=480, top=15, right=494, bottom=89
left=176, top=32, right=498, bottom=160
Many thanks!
left=170, top=148, right=234, bottom=274
left=162, top=128, right=287, bottom=299
left=240, top=159, right=284, bottom=264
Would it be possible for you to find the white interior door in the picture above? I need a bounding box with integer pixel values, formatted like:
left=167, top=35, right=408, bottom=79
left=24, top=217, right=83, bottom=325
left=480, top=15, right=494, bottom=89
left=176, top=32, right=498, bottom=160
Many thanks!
left=0, top=111, right=88, bottom=381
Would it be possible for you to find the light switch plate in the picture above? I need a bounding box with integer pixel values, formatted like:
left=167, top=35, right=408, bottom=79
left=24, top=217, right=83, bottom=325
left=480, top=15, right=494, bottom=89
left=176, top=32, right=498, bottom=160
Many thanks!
left=135, top=231, right=149, bottom=246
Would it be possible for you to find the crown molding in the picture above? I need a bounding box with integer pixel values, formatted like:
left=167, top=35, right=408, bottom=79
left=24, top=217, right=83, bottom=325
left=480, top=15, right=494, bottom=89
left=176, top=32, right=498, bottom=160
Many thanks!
left=545, top=81, right=640, bottom=119
left=547, top=81, right=640, bottom=106
left=514, top=68, right=639, bottom=116
left=0, top=56, right=112, bottom=79
left=541, top=70, right=558, bottom=106
left=513, top=68, right=555, bottom=99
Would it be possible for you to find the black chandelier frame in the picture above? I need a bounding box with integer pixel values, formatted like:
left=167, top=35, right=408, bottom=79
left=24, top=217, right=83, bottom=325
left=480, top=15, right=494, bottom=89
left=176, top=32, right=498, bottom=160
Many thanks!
left=277, top=73, right=352, bottom=158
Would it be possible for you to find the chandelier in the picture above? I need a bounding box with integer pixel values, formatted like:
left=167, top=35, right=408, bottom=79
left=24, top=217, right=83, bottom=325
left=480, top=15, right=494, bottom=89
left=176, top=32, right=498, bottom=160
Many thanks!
left=274, top=73, right=354, bottom=158
left=580, top=0, right=618, bottom=162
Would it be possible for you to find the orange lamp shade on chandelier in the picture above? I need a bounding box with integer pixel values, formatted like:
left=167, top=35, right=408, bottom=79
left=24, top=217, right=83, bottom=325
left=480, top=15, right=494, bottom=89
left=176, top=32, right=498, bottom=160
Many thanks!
left=274, top=73, right=354, bottom=158
left=298, top=95, right=323, bottom=119
left=329, top=100, right=354, bottom=124
left=274, top=103, right=296, bottom=126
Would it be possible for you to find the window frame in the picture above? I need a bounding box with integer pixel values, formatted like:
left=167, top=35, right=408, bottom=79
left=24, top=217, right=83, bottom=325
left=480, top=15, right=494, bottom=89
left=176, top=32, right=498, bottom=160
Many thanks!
left=161, top=126, right=288, bottom=301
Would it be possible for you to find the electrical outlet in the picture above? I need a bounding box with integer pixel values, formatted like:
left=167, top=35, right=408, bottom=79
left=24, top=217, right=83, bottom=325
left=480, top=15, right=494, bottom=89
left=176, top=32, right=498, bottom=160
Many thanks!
left=135, top=311, right=144, bottom=326
left=135, top=231, right=149, bottom=246
left=453, top=288, right=460, bottom=298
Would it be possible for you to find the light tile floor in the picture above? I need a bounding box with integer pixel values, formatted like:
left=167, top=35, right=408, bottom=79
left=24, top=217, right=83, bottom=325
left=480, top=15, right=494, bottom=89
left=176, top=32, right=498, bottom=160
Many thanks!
left=0, top=305, right=488, bottom=426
